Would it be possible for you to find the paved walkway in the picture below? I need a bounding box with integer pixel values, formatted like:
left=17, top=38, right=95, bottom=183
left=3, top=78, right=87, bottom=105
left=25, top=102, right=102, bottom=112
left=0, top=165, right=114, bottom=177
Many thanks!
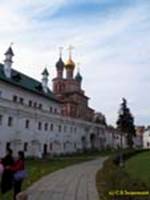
left=26, top=157, right=106, bottom=200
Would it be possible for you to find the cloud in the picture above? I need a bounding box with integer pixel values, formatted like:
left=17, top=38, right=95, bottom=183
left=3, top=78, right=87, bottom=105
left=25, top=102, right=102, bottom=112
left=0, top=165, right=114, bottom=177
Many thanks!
left=0, top=0, right=149, bottom=125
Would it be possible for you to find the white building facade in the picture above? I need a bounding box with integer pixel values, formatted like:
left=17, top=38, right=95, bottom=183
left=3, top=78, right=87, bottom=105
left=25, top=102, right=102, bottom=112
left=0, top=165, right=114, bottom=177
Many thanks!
left=143, top=128, right=150, bottom=149
left=0, top=46, right=108, bottom=158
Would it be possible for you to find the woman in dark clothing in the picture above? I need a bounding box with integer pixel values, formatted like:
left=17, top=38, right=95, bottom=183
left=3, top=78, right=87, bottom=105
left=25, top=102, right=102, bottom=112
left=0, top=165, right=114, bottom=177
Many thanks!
left=1, top=148, right=14, bottom=194
left=11, top=151, right=25, bottom=200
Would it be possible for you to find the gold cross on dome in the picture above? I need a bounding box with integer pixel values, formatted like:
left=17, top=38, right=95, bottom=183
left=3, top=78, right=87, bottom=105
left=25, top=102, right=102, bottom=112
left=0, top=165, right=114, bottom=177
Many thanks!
left=67, top=45, right=74, bottom=59
left=59, top=46, right=63, bottom=58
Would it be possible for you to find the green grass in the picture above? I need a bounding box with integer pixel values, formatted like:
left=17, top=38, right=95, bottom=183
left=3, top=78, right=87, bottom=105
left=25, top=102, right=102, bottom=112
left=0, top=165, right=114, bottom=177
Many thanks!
left=0, top=150, right=111, bottom=200
left=125, top=150, right=150, bottom=185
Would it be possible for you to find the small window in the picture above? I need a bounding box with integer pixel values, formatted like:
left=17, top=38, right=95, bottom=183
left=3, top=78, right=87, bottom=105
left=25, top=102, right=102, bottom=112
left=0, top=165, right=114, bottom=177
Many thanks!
left=13, top=95, right=17, bottom=102
left=8, top=116, right=13, bottom=127
left=49, top=143, right=53, bottom=151
left=64, top=125, right=67, bottom=132
left=39, top=104, right=42, bottom=109
left=74, top=127, right=77, bottom=133
left=24, top=142, right=28, bottom=152
left=50, top=124, right=53, bottom=131
left=0, top=91, right=2, bottom=97
left=0, top=115, right=2, bottom=125
left=38, top=122, right=42, bottom=130
left=50, top=107, right=53, bottom=113
left=44, top=123, right=48, bottom=131
left=6, top=142, right=11, bottom=150
left=58, top=125, right=61, bottom=132
left=19, top=97, right=24, bottom=104
left=25, top=120, right=30, bottom=129
left=34, top=102, right=37, bottom=108
left=29, top=100, right=32, bottom=107
left=54, top=108, right=57, bottom=114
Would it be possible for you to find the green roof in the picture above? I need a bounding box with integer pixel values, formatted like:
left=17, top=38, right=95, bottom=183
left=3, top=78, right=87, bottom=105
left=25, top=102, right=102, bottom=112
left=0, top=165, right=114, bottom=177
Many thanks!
left=0, top=63, right=59, bottom=103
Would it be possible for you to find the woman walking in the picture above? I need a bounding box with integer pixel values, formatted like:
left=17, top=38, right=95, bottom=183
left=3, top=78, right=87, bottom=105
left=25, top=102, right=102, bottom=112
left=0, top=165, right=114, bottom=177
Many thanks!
left=11, top=151, right=26, bottom=200
left=1, top=148, right=14, bottom=194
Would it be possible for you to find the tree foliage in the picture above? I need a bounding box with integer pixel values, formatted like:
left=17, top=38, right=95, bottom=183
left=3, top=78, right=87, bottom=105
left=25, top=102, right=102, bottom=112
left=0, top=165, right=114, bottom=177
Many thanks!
left=116, top=98, right=136, bottom=148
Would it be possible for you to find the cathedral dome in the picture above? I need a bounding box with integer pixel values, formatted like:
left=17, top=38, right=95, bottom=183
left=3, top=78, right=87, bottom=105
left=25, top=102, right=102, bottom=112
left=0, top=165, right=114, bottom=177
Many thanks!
left=56, top=57, right=64, bottom=70
left=65, top=58, right=75, bottom=70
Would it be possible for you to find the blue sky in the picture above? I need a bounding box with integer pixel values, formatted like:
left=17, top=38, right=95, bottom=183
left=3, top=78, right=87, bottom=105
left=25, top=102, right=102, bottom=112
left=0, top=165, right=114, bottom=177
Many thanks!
left=0, top=0, right=150, bottom=126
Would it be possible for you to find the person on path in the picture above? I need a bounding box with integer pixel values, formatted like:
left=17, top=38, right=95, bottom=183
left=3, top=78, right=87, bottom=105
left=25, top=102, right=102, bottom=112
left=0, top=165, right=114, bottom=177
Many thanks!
left=11, top=151, right=25, bottom=200
left=1, top=148, right=14, bottom=194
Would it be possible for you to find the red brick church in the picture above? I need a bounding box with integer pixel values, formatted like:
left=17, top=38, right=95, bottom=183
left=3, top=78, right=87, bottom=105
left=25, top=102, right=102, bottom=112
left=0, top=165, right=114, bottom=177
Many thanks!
left=52, top=47, right=94, bottom=121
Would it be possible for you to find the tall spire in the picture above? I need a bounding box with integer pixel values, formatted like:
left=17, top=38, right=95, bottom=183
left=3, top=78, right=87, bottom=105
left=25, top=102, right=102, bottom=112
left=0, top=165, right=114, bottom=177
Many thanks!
left=4, top=43, right=14, bottom=78
left=65, top=45, right=75, bottom=79
left=56, top=47, right=64, bottom=78
left=41, top=67, right=49, bottom=93
left=68, top=45, right=74, bottom=59
left=5, top=42, right=14, bottom=56
left=59, top=46, right=63, bottom=58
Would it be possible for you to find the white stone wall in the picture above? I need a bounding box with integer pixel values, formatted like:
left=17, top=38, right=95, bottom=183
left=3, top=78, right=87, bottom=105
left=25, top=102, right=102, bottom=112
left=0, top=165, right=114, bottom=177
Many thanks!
left=0, top=90, right=107, bottom=158
left=143, top=129, right=150, bottom=149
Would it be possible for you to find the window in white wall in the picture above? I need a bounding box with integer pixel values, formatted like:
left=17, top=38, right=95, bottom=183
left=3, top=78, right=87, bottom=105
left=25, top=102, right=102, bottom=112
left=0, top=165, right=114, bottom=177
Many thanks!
left=28, top=100, right=32, bottom=107
left=50, top=123, right=54, bottom=131
left=24, top=142, right=28, bottom=152
left=6, top=142, right=11, bottom=150
left=44, top=123, right=48, bottom=131
left=13, top=95, right=17, bottom=102
left=58, top=125, right=61, bottom=132
left=39, top=104, right=42, bottom=110
left=25, top=120, right=30, bottom=129
left=54, top=108, right=57, bottom=114
left=64, top=125, right=67, bottom=132
left=8, top=116, right=13, bottom=127
left=74, top=127, right=77, bottom=133
left=0, top=115, right=3, bottom=125
left=38, top=122, right=42, bottom=130
left=50, top=107, right=53, bottom=113
left=19, top=97, right=24, bottom=104
left=34, top=102, right=37, bottom=108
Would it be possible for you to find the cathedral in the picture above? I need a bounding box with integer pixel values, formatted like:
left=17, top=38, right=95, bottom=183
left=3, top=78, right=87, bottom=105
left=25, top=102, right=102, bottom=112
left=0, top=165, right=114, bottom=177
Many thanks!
left=0, top=45, right=108, bottom=157
left=52, top=47, right=94, bottom=121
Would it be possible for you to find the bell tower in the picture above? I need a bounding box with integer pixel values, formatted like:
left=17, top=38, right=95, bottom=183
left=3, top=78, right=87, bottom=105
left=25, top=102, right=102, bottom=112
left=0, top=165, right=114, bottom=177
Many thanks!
left=52, top=47, right=65, bottom=95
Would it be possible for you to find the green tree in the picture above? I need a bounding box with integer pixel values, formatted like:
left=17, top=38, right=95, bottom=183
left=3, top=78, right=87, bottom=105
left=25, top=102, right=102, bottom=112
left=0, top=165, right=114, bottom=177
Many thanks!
left=116, top=98, right=136, bottom=148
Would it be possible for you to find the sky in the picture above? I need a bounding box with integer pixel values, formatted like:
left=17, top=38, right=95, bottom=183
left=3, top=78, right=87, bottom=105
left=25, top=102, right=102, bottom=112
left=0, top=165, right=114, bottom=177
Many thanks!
left=0, top=0, right=150, bottom=126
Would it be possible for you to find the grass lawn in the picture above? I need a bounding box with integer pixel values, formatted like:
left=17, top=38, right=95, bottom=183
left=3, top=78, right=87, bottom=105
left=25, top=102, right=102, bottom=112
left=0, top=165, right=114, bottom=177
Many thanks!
left=0, top=150, right=111, bottom=200
left=125, top=150, right=150, bottom=185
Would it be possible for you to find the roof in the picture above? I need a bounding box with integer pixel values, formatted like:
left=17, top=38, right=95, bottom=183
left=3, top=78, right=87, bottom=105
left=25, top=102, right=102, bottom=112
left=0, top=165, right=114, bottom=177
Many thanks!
left=56, top=57, right=64, bottom=70
left=75, top=72, right=82, bottom=81
left=42, top=68, right=49, bottom=76
left=5, top=47, right=14, bottom=56
left=0, top=63, right=59, bottom=103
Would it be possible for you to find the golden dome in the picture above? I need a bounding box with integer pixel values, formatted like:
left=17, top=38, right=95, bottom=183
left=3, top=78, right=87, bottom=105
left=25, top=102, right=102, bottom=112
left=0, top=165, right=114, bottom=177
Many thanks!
left=65, top=58, right=75, bottom=69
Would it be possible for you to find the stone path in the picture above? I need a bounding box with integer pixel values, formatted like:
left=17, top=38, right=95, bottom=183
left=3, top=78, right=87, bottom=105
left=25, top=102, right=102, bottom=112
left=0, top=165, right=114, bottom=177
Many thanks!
left=26, top=157, right=106, bottom=200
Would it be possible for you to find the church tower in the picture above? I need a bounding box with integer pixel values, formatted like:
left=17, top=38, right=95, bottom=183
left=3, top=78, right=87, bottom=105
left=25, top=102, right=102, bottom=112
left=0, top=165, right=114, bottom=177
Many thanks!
left=52, top=48, right=65, bottom=95
left=4, top=45, right=14, bottom=78
left=65, top=46, right=75, bottom=79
